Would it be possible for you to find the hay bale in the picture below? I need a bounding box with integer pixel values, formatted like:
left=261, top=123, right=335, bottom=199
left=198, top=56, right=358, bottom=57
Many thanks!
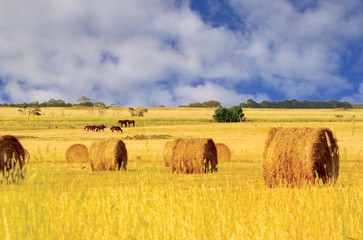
left=0, top=135, right=26, bottom=172
left=65, top=144, right=90, bottom=164
left=171, top=138, right=218, bottom=173
left=163, top=138, right=182, bottom=167
left=215, top=143, right=231, bottom=163
left=89, top=139, right=127, bottom=171
left=24, top=149, right=30, bottom=161
left=263, top=127, right=339, bottom=187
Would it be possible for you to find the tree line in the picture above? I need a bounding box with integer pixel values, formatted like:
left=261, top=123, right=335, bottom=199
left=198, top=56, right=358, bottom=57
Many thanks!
left=0, top=97, right=357, bottom=109
left=179, top=100, right=222, bottom=108
left=239, top=99, right=353, bottom=109
left=0, top=96, right=112, bottom=108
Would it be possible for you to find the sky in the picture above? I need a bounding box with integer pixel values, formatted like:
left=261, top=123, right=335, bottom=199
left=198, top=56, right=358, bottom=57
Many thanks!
left=0, top=0, right=362, bottom=107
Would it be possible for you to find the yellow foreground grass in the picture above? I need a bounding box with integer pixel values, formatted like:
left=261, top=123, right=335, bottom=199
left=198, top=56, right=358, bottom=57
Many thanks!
left=0, top=107, right=362, bottom=239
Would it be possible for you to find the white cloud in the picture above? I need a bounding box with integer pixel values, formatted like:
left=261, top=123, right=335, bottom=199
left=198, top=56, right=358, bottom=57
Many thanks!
left=341, top=82, right=363, bottom=104
left=0, top=0, right=362, bottom=106
left=174, top=82, right=268, bottom=106
left=230, top=0, right=363, bottom=96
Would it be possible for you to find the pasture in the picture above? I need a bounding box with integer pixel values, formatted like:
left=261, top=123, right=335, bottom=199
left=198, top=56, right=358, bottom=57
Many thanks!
left=0, top=107, right=362, bottom=239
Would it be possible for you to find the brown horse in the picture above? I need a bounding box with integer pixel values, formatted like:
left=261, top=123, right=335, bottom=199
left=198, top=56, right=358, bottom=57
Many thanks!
left=118, top=120, right=129, bottom=127
left=127, top=120, right=135, bottom=127
left=110, top=126, right=123, bottom=132
left=84, top=125, right=97, bottom=131
left=96, top=125, right=106, bottom=131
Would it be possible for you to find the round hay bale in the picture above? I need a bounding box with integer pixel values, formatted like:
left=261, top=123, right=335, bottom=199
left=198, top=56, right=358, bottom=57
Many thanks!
left=171, top=138, right=218, bottom=174
left=65, top=144, right=90, bottom=164
left=24, top=149, right=30, bottom=161
left=215, top=143, right=231, bottom=163
left=263, top=127, right=339, bottom=187
left=0, top=135, right=26, bottom=172
left=163, top=138, right=182, bottom=167
left=89, top=139, right=127, bottom=171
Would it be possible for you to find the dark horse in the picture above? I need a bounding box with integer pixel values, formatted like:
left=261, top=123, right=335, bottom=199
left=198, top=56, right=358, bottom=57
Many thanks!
left=127, top=120, right=135, bottom=127
left=118, top=120, right=129, bottom=127
left=96, top=125, right=106, bottom=131
left=110, top=126, right=123, bottom=132
left=84, top=125, right=96, bottom=131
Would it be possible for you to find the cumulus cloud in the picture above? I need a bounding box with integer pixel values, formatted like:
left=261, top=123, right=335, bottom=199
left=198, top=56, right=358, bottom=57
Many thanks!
left=341, top=82, right=363, bottom=104
left=0, top=0, right=362, bottom=106
left=174, top=82, right=268, bottom=106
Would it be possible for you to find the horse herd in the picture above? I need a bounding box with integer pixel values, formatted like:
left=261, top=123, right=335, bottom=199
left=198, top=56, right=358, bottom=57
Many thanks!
left=84, top=120, right=135, bottom=133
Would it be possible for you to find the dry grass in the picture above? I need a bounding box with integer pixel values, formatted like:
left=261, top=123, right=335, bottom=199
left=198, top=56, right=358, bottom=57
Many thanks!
left=0, top=108, right=362, bottom=239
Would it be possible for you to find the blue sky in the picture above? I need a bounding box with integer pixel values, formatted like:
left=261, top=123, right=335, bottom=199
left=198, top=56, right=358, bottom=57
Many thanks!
left=0, top=0, right=362, bottom=107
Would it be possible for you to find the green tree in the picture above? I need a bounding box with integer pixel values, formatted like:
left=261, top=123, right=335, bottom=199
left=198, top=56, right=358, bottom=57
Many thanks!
left=77, top=96, right=92, bottom=106
left=246, top=99, right=259, bottom=108
left=94, top=102, right=106, bottom=108
left=129, top=108, right=148, bottom=117
left=213, top=106, right=244, bottom=122
left=202, top=100, right=222, bottom=108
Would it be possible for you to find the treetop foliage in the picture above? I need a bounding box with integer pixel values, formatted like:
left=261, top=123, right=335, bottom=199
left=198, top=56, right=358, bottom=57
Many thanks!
left=213, top=106, right=245, bottom=122
left=240, top=99, right=353, bottom=109
left=179, top=100, right=222, bottom=108
left=129, top=107, right=148, bottom=117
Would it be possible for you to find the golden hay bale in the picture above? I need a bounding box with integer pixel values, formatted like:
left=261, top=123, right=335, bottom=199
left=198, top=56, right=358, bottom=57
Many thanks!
left=24, top=149, right=30, bottom=161
left=89, top=139, right=127, bottom=171
left=65, top=144, right=90, bottom=164
left=263, top=127, right=339, bottom=187
left=163, top=138, right=182, bottom=167
left=171, top=138, right=218, bottom=173
left=215, top=143, right=231, bottom=163
left=0, top=135, right=26, bottom=172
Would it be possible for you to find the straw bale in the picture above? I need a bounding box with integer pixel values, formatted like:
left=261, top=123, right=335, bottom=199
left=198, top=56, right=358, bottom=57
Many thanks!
left=24, top=149, right=30, bottom=161
left=171, top=138, right=217, bottom=173
left=163, top=138, right=182, bottom=167
left=215, top=143, right=231, bottom=163
left=66, top=144, right=90, bottom=164
left=263, top=127, right=339, bottom=187
left=89, top=139, right=127, bottom=171
left=0, top=135, right=26, bottom=172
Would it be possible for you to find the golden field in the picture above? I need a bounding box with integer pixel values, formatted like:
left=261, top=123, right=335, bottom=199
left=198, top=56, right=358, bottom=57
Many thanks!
left=0, top=107, right=362, bottom=239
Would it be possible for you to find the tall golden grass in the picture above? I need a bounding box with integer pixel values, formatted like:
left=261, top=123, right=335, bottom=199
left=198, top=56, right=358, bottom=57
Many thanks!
left=0, top=108, right=361, bottom=239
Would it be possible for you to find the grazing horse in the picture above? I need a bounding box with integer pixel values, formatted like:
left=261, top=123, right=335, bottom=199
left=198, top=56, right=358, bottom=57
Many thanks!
left=118, top=120, right=129, bottom=127
left=110, top=126, right=123, bottom=132
left=84, top=125, right=96, bottom=131
left=127, top=120, right=135, bottom=127
left=96, top=125, right=106, bottom=132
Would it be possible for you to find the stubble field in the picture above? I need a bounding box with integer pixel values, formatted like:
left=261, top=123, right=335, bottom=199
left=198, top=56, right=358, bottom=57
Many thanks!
left=0, top=107, right=362, bottom=239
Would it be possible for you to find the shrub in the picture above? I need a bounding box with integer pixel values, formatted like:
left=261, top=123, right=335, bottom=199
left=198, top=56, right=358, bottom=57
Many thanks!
left=213, top=106, right=245, bottom=122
